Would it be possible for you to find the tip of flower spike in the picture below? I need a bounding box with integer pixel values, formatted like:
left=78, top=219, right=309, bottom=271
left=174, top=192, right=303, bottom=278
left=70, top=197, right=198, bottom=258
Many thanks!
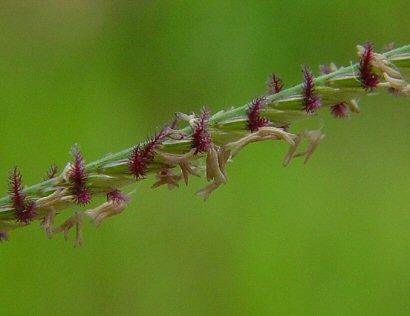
left=358, top=42, right=379, bottom=90
left=191, top=108, right=211, bottom=153
left=302, top=66, right=321, bottom=113
left=69, top=145, right=91, bottom=205
left=330, top=103, right=349, bottom=119
left=247, top=97, right=270, bottom=132
left=267, top=73, right=283, bottom=94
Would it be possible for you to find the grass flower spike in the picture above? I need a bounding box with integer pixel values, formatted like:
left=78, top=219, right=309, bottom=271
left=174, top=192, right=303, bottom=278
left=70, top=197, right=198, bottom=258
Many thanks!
left=0, top=42, right=409, bottom=245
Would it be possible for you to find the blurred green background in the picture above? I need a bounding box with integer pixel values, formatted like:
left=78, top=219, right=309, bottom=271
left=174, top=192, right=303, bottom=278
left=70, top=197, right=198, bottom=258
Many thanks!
left=0, top=1, right=410, bottom=315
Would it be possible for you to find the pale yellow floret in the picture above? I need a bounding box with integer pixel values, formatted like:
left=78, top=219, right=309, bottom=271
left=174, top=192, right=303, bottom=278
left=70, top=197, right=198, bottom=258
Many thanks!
left=86, top=200, right=128, bottom=227
left=53, top=211, right=83, bottom=247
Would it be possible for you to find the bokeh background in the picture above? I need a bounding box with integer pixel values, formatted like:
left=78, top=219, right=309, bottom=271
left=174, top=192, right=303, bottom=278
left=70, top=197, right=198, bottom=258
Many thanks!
left=0, top=1, right=409, bottom=315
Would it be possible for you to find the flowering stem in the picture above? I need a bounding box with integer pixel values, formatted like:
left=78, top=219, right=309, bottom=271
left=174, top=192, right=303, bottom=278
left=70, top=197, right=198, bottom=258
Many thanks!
left=1, top=43, right=409, bottom=244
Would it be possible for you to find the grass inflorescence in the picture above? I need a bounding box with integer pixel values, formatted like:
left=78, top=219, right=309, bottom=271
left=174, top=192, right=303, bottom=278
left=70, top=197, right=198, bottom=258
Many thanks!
left=0, top=42, right=409, bottom=246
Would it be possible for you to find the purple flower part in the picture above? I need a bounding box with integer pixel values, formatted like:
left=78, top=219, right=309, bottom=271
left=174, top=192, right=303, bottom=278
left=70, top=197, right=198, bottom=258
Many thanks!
left=0, top=232, right=8, bottom=241
left=359, top=42, right=379, bottom=90
left=267, top=73, right=283, bottom=94
left=330, top=103, right=349, bottom=119
left=129, top=144, right=146, bottom=179
left=247, top=98, right=270, bottom=132
left=8, top=167, right=26, bottom=212
left=129, top=128, right=168, bottom=179
left=107, top=190, right=129, bottom=204
left=72, top=187, right=92, bottom=206
left=16, top=201, right=37, bottom=224
left=44, top=164, right=58, bottom=180
left=69, top=145, right=91, bottom=205
left=141, top=129, right=168, bottom=160
left=8, top=167, right=36, bottom=223
left=302, top=66, right=321, bottom=113
left=191, top=108, right=211, bottom=153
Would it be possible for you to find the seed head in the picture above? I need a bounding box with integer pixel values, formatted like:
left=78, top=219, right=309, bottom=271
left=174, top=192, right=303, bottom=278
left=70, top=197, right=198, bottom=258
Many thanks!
left=358, top=42, right=379, bottom=89
left=302, top=66, right=321, bottom=112
left=267, top=73, right=283, bottom=94
left=191, top=108, right=211, bottom=153
left=69, top=145, right=91, bottom=205
left=246, top=97, right=270, bottom=132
